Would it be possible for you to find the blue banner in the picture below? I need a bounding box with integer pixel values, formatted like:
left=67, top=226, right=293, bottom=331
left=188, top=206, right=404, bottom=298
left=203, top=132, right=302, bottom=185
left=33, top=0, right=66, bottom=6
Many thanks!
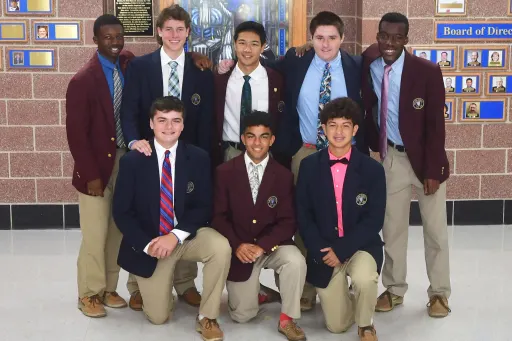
left=435, top=22, right=512, bottom=41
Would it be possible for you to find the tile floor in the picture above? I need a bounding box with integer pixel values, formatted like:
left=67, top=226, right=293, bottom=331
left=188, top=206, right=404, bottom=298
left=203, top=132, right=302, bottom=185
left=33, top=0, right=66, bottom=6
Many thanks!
left=1, top=225, right=511, bottom=341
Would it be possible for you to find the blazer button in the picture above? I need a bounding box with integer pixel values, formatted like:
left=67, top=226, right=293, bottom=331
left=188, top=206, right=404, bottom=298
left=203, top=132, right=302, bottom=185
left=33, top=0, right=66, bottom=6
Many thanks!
left=111, top=137, right=115, bottom=141
left=108, top=153, right=112, bottom=158
left=252, top=219, right=257, bottom=224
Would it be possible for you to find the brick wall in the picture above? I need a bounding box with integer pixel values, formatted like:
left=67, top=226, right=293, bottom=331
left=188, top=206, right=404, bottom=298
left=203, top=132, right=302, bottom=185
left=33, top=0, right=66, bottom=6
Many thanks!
left=0, top=0, right=511, bottom=209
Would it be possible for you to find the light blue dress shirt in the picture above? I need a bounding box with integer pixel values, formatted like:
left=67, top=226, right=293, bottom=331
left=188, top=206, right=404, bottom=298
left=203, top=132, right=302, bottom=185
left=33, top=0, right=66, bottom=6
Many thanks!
left=97, top=51, right=124, bottom=104
left=297, top=52, right=348, bottom=144
left=369, top=49, right=405, bottom=145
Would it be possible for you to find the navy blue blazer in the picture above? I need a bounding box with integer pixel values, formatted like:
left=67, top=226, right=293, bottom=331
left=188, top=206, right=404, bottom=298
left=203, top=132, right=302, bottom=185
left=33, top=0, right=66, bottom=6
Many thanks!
left=113, top=141, right=212, bottom=278
left=120, top=49, right=214, bottom=153
left=296, top=147, right=385, bottom=288
left=264, top=48, right=368, bottom=157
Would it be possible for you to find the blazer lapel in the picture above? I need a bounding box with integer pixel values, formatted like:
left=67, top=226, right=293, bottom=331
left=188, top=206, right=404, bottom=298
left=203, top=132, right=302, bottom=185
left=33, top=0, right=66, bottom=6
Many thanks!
left=181, top=53, right=193, bottom=107
left=148, top=141, right=161, bottom=230
left=340, top=50, right=359, bottom=101
left=266, top=67, right=280, bottom=114
left=255, top=158, right=276, bottom=210
left=174, top=142, right=188, bottom=219
left=341, top=149, right=362, bottom=229
left=150, top=49, right=164, bottom=98
left=91, top=54, right=115, bottom=131
left=233, top=155, right=255, bottom=208
left=399, top=50, right=415, bottom=123
left=319, top=150, right=338, bottom=223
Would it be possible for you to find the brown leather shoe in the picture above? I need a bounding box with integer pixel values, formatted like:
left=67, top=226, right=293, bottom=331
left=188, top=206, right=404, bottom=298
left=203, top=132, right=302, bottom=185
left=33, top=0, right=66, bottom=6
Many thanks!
left=358, top=325, right=378, bottom=341
left=375, top=290, right=403, bottom=312
left=300, top=297, right=316, bottom=312
left=103, top=291, right=127, bottom=308
left=129, top=290, right=143, bottom=311
left=179, top=287, right=201, bottom=307
left=427, top=295, right=451, bottom=318
left=78, top=295, right=107, bottom=318
left=196, top=316, right=224, bottom=341
left=278, top=320, right=307, bottom=341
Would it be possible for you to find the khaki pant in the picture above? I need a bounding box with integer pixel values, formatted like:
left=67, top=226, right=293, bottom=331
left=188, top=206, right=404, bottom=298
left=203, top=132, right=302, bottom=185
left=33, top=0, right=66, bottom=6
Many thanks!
left=290, top=145, right=318, bottom=301
left=316, top=251, right=378, bottom=332
left=77, top=149, right=125, bottom=298
left=227, top=245, right=306, bottom=322
left=381, top=146, right=451, bottom=298
left=134, top=228, right=231, bottom=325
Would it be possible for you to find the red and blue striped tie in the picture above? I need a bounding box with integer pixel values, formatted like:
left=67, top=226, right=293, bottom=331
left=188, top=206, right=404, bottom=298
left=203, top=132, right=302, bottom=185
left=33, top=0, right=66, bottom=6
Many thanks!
left=159, top=150, right=174, bottom=235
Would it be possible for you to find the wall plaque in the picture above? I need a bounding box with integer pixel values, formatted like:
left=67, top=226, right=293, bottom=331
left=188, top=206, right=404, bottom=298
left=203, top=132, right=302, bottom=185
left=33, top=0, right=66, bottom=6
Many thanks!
left=435, top=21, right=512, bottom=41
left=5, top=0, right=54, bottom=15
left=460, top=45, right=508, bottom=70
left=411, top=46, right=457, bottom=70
left=8, top=48, right=55, bottom=70
left=115, top=0, right=154, bottom=37
left=485, top=73, right=511, bottom=96
left=460, top=99, right=506, bottom=122
left=33, top=22, right=81, bottom=42
left=0, top=21, right=27, bottom=42
left=442, top=72, right=482, bottom=96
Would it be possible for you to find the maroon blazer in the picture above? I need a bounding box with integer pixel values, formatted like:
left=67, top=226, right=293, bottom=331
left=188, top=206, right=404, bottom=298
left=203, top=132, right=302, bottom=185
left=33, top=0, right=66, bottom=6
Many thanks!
left=361, top=44, right=449, bottom=183
left=66, top=50, right=134, bottom=194
left=212, top=154, right=297, bottom=282
left=211, top=66, right=285, bottom=167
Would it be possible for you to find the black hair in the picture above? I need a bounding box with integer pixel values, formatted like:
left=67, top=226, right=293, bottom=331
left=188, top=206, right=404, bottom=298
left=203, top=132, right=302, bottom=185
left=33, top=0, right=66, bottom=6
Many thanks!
left=320, top=97, right=361, bottom=126
left=149, top=96, right=186, bottom=120
left=242, top=111, right=274, bottom=134
left=93, top=14, right=123, bottom=37
left=466, top=78, right=473, bottom=82
left=234, top=21, right=266, bottom=45
left=379, top=12, right=409, bottom=36
left=309, top=11, right=344, bottom=37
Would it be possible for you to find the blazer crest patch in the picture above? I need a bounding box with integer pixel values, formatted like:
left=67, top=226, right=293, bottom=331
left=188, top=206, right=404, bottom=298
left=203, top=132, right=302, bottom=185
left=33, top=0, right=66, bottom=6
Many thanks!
left=191, top=93, right=201, bottom=106
left=267, top=196, right=278, bottom=208
left=356, top=193, right=367, bottom=206
left=186, top=181, right=194, bottom=193
left=413, top=98, right=424, bottom=110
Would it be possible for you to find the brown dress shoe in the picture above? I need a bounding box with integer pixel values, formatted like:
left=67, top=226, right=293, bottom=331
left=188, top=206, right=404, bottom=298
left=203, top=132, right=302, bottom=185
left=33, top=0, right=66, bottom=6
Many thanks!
left=358, top=325, right=378, bottom=341
left=78, top=295, right=107, bottom=318
left=427, top=295, right=451, bottom=318
left=278, top=320, right=307, bottom=341
left=300, top=297, right=316, bottom=312
left=179, top=287, right=201, bottom=307
left=103, top=291, right=128, bottom=308
left=129, top=291, right=143, bottom=311
left=196, top=316, right=224, bottom=341
left=375, top=290, right=403, bottom=312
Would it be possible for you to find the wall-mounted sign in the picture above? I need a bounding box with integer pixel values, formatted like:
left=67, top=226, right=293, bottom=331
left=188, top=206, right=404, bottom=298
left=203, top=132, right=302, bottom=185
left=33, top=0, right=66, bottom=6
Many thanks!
left=411, top=46, right=457, bottom=70
left=435, top=21, right=512, bottom=41
left=114, top=0, right=153, bottom=37
left=436, top=0, right=466, bottom=16
left=0, top=21, right=27, bottom=42
left=444, top=99, right=456, bottom=122
left=485, top=73, right=511, bottom=96
left=460, top=45, right=508, bottom=70
left=460, top=99, right=506, bottom=122
left=442, top=73, right=482, bottom=96
left=33, top=22, right=81, bottom=42
left=8, top=48, right=55, bottom=70
left=5, top=0, right=54, bottom=15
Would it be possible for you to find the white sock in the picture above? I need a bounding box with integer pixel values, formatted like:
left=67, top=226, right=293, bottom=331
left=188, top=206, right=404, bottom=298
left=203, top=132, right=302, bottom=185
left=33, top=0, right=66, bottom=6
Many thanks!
left=198, top=314, right=205, bottom=320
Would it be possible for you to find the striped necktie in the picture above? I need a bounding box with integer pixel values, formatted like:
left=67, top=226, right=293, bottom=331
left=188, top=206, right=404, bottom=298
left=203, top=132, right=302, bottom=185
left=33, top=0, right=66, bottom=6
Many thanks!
left=168, top=61, right=180, bottom=98
left=113, top=67, right=125, bottom=148
left=317, top=63, right=331, bottom=150
left=159, top=150, right=175, bottom=235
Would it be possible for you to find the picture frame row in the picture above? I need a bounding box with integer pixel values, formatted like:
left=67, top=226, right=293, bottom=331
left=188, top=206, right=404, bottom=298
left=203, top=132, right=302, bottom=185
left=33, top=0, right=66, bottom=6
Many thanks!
left=409, top=45, right=510, bottom=70
left=442, top=72, right=512, bottom=96
left=444, top=98, right=509, bottom=123
left=0, top=21, right=81, bottom=43
left=435, top=0, right=512, bottom=17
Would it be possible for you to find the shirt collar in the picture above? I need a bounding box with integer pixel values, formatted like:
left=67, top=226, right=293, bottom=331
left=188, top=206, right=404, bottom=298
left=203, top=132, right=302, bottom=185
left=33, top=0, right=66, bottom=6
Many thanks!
left=379, top=48, right=405, bottom=70
left=161, top=47, right=185, bottom=68
left=244, top=152, right=270, bottom=170
left=154, top=138, right=179, bottom=161
left=97, top=51, right=119, bottom=70
left=314, top=51, right=342, bottom=71
left=233, top=62, right=266, bottom=81
left=328, top=147, right=352, bottom=161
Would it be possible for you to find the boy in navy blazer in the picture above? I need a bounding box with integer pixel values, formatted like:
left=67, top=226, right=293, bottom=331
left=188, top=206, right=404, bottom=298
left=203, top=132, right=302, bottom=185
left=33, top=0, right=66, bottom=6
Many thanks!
left=296, top=97, right=385, bottom=341
left=113, top=97, right=230, bottom=341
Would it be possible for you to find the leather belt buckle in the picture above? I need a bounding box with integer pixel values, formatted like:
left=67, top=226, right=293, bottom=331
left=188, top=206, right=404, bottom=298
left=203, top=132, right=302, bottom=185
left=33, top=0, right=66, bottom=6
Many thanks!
left=387, top=139, right=406, bottom=152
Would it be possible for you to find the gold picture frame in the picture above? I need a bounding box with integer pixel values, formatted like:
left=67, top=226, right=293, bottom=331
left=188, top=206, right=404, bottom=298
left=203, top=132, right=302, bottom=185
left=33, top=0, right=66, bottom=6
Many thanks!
left=435, top=0, right=467, bottom=16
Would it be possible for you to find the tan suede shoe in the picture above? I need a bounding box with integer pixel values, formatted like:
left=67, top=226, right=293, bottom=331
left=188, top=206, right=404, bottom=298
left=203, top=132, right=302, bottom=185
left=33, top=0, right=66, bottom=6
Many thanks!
left=103, top=291, right=127, bottom=308
left=427, top=295, right=451, bottom=318
left=300, top=297, right=316, bottom=312
left=179, top=287, right=202, bottom=307
left=196, top=316, right=224, bottom=341
left=375, top=290, right=403, bottom=312
left=358, top=325, right=378, bottom=341
left=78, top=295, right=106, bottom=318
left=278, top=320, right=307, bottom=341
left=129, top=290, right=143, bottom=311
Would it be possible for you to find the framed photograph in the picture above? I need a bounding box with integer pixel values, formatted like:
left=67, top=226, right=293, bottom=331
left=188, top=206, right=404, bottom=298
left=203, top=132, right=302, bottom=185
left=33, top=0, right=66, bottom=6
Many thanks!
left=460, top=46, right=508, bottom=70
left=444, top=98, right=456, bottom=122
left=442, top=72, right=482, bottom=96
left=485, top=73, right=512, bottom=96
left=5, top=0, right=55, bottom=15
left=7, top=48, right=56, bottom=70
left=436, top=0, right=466, bottom=16
left=411, top=46, right=457, bottom=70
left=460, top=98, right=506, bottom=122
left=32, top=21, right=82, bottom=43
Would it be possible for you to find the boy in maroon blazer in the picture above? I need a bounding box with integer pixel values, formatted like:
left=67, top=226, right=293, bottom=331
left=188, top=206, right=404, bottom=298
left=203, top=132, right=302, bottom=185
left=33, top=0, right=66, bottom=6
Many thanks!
left=361, top=12, right=451, bottom=318
left=212, top=111, right=307, bottom=341
left=66, top=14, right=134, bottom=318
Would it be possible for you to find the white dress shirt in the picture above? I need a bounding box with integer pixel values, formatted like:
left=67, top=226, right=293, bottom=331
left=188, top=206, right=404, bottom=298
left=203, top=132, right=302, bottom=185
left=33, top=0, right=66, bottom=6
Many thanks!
left=143, top=139, right=190, bottom=254
left=244, top=152, right=269, bottom=182
left=222, top=63, right=269, bottom=143
left=161, top=48, right=185, bottom=98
